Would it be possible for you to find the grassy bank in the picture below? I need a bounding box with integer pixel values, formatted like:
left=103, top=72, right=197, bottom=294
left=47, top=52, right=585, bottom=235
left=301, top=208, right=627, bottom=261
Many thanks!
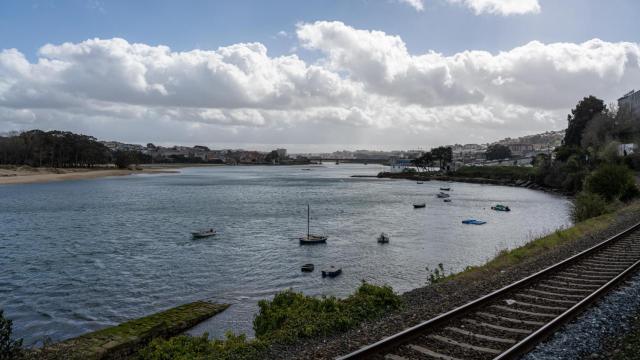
left=441, top=200, right=640, bottom=285
left=31, top=301, right=228, bottom=360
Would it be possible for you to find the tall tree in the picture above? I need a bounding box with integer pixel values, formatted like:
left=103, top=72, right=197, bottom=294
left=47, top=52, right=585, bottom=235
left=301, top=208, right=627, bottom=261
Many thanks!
left=564, top=96, right=606, bottom=147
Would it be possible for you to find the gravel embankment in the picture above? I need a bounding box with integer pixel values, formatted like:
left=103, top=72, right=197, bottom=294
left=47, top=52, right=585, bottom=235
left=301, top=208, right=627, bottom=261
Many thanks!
left=523, top=272, right=640, bottom=360
left=264, top=206, right=640, bottom=360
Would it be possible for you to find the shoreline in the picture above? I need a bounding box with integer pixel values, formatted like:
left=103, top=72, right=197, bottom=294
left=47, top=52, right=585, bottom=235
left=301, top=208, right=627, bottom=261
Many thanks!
left=0, top=167, right=180, bottom=185
left=377, top=171, right=569, bottom=195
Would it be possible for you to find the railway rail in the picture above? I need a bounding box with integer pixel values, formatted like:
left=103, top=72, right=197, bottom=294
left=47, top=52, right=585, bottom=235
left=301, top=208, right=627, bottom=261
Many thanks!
left=338, top=222, right=640, bottom=360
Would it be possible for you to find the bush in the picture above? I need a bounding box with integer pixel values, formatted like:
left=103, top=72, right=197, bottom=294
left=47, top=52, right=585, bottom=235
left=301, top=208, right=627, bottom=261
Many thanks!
left=584, top=163, right=636, bottom=201
left=1, top=310, right=23, bottom=360
left=138, top=283, right=402, bottom=359
left=253, top=282, right=402, bottom=342
left=571, top=192, right=608, bottom=222
left=137, top=332, right=266, bottom=360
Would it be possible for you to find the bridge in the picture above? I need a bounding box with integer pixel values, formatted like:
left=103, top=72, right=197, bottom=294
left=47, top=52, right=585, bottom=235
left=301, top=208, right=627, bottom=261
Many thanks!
left=307, top=158, right=392, bottom=165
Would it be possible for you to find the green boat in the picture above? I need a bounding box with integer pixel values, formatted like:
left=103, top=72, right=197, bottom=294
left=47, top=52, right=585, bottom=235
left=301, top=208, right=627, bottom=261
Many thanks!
left=491, top=204, right=511, bottom=212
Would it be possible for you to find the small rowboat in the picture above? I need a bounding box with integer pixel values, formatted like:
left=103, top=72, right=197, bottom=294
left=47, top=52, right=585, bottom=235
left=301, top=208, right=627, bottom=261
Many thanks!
left=462, top=219, right=486, bottom=225
left=443, top=199, right=452, bottom=203
left=491, top=204, right=511, bottom=212
left=301, top=264, right=315, bottom=272
left=322, top=266, right=342, bottom=278
left=191, top=229, right=216, bottom=238
left=413, top=203, right=426, bottom=208
left=377, top=232, right=390, bottom=243
left=437, top=193, right=450, bottom=198
left=439, top=187, right=451, bottom=191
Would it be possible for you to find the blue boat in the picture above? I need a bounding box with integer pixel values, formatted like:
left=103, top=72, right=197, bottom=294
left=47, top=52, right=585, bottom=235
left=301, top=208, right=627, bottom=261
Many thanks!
left=462, top=219, right=486, bottom=225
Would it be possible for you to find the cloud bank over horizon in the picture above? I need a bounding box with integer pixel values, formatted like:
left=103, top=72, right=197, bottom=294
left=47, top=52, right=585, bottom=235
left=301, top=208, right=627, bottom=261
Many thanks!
left=1, top=21, right=639, bottom=150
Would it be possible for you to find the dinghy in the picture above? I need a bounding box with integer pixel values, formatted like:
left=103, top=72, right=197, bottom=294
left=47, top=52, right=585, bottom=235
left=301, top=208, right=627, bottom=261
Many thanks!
left=191, top=229, right=216, bottom=238
left=462, top=219, right=486, bottom=225
left=322, top=266, right=342, bottom=278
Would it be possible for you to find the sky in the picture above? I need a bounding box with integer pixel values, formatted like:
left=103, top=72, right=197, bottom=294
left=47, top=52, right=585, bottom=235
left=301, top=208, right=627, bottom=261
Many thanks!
left=1, top=0, right=640, bottom=152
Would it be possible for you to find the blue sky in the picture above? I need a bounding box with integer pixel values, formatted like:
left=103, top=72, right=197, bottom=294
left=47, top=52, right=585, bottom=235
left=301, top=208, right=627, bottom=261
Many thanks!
left=3, top=0, right=639, bottom=58
left=1, top=0, right=640, bottom=151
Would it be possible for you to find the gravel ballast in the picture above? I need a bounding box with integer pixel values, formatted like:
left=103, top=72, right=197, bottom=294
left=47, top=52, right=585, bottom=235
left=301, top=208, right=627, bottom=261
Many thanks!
left=523, top=272, right=640, bottom=360
left=264, top=205, right=640, bottom=360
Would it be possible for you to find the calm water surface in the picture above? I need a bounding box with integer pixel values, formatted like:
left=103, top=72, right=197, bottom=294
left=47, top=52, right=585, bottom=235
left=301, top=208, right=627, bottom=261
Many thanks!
left=0, top=164, right=571, bottom=344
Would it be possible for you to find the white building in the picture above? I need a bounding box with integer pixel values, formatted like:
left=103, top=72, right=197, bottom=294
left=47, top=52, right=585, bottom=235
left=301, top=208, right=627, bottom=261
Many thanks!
left=618, top=89, right=640, bottom=115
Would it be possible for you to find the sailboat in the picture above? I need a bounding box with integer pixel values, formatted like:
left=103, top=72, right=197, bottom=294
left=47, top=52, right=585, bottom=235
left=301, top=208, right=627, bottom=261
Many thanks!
left=299, top=203, right=328, bottom=244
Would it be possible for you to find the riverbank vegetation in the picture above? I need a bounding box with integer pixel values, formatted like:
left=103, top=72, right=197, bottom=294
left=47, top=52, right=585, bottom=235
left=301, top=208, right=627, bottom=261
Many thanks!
left=0, top=130, right=151, bottom=169
left=1, top=310, right=23, bottom=360
left=138, top=283, right=402, bottom=359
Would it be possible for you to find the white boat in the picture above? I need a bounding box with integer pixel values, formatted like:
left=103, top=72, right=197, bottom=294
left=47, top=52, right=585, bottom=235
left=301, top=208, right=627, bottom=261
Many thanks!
left=299, top=204, right=328, bottom=244
left=191, top=228, right=216, bottom=238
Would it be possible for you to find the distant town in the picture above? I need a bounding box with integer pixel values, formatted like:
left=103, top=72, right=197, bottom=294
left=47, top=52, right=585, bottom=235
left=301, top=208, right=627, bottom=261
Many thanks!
left=98, top=129, right=565, bottom=167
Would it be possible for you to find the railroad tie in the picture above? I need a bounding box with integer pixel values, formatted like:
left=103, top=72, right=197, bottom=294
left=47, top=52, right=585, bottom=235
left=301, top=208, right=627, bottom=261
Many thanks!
left=476, top=311, right=545, bottom=326
left=514, top=293, right=576, bottom=305
left=427, top=334, right=501, bottom=355
left=537, top=283, right=594, bottom=293
left=545, top=279, right=600, bottom=289
left=384, top=354, right=410, bottom=360
left=528, top=288, right=586, bottom=299
left=462, top=318, right=532, bottom=335
left=511, top=300, right=567, bottom=311
left=491, top=305, right=557, bottom=318
left=445, top=326, right=517, bottom=344
left=405, top=344, right=462, bottom=360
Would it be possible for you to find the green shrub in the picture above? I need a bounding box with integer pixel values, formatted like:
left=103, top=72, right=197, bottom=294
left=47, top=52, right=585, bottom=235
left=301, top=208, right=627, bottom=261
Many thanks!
left=1, top=310, right=23, bottom=360
left=137, top=332, right=266, bottom=360
left=253, top=282, right=402, bottom=342
left=571, top=192, right=608, bottom=222
left=584, top=163, right=636, bottom=201
left=426, top=263, right=446, bottom=284
left=138, top=283, right=401, bottom=359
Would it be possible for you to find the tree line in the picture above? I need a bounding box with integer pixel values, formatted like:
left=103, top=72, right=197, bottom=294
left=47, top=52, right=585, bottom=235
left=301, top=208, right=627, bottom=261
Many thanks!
left=0, top=130, right=150, bottom=169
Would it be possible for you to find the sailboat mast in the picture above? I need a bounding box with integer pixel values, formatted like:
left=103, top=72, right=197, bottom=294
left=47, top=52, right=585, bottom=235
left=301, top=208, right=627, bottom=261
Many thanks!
left=307, top=203, right=310, bottom=238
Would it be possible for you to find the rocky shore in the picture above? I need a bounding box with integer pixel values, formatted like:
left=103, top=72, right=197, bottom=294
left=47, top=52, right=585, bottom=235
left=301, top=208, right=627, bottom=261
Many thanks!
left=263, top=202, right=640, bottom=359
left=377, top=171, right=567, bottom=194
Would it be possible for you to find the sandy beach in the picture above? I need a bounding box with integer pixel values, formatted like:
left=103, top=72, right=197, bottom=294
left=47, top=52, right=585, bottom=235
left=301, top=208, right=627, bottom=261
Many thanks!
left=0, top=165, right=181, bottom=185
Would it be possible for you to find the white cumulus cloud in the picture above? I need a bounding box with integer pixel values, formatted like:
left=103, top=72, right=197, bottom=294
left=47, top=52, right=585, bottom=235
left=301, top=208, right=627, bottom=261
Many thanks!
left=1, top=21, right=639, bottom=150
left=397, top=0, right=425, bottom=11
left=447, top=0, right=541, bottom=15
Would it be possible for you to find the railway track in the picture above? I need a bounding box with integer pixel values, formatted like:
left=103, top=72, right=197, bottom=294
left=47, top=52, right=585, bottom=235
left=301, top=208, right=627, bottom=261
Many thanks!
left=338, top=222, right=640, bottom=360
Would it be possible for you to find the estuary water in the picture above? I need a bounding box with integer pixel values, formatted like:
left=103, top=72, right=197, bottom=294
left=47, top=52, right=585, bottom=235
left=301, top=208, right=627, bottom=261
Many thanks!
left=0, top=164, right=571, bottom=344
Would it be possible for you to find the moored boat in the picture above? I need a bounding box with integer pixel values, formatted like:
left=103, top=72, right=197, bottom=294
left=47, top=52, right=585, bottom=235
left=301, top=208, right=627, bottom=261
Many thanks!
left=437, top=192, right=450, bottom=198
left=301, top=263, right=315, bottom=272
left=299, top=204, right=328, bottom=245
left=322, top=266, right=342, bottom=277
left=413, top=203, right=426, bottom=208
left=417, top=181, right=424, bottom=184
left=191, top=229, right=216, bottom=238
left=377, top=232, right=390, bottom=243
left=299, top=235, right=328, bottom=244
left=443, top=199, right=452, bottom=203
left=491, top=204, right=511, bottom=212
left=439, top=187, right=451, bottom=191
left=462, top=219, right=486, bottom=225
